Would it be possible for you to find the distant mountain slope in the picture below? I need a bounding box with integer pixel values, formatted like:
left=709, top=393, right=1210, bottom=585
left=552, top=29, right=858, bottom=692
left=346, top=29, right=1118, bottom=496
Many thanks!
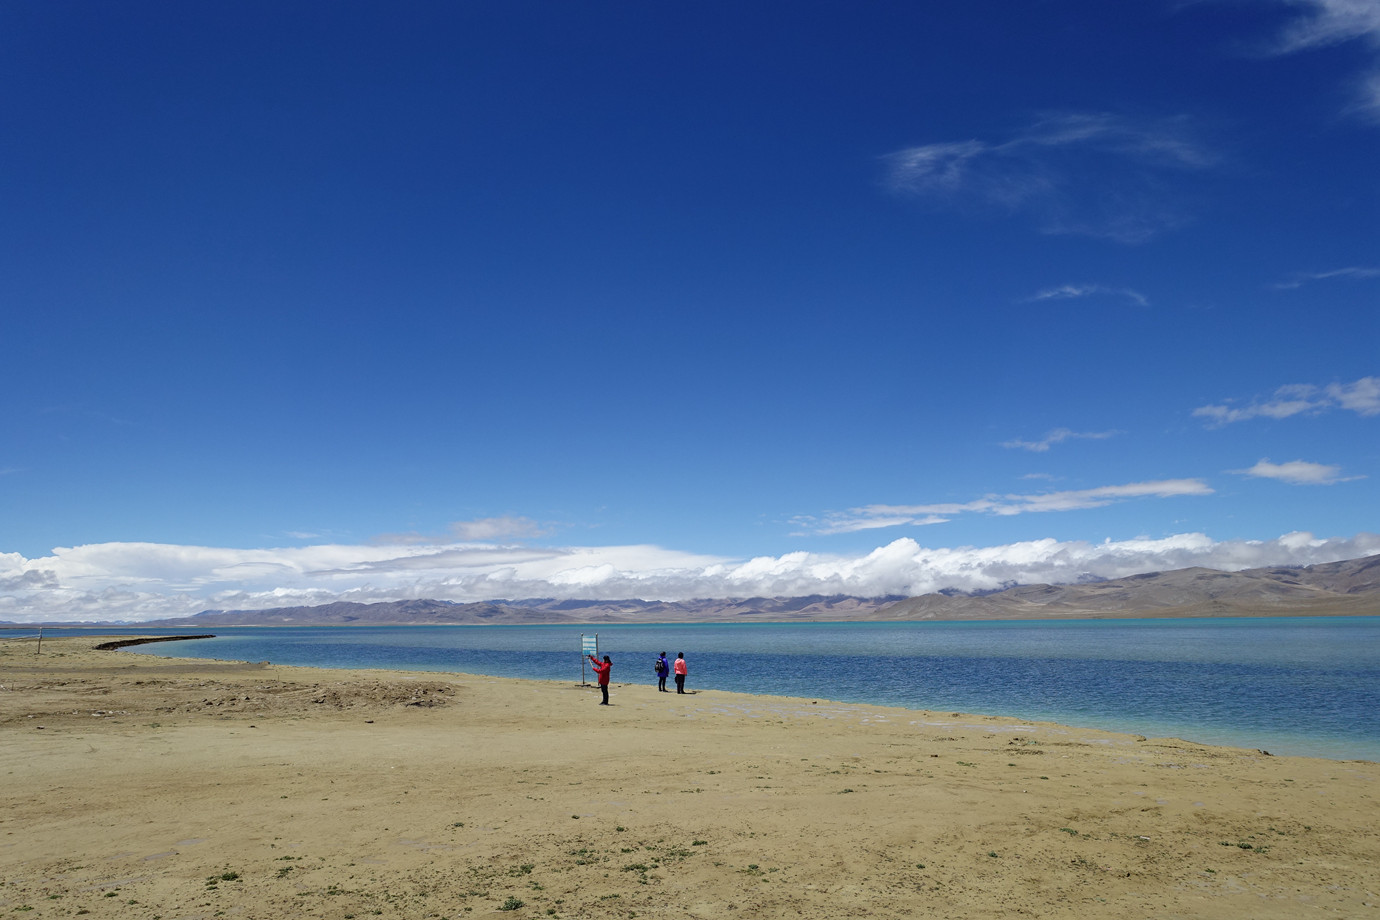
left=143, top=555, right=1380, bottom=627
left=146, top=599, right=572, bottom=627
left=872, top=553, right=1380, bottom=620
left=146, top=594, right=906, bottom=627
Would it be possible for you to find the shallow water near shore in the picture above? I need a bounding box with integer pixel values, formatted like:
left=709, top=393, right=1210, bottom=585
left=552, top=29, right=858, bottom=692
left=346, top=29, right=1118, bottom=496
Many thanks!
left=40, top=616, right=1380, bottom=761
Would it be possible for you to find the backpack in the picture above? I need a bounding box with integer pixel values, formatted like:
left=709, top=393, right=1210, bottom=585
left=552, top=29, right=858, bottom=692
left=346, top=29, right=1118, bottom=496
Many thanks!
left=654, top=658, right=665, bottom=675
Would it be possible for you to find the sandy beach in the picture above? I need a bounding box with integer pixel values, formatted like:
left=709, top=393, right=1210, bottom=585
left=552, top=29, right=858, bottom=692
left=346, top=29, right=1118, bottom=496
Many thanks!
left=2, top=637, right=1376, bottom=919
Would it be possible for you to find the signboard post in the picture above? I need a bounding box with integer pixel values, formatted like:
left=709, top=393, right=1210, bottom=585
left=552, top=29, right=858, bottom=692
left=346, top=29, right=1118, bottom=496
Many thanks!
left=580, top=633, right=598, bottom=685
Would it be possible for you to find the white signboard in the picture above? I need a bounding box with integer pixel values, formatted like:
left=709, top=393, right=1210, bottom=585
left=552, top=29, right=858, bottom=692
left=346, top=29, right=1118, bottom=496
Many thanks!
left=581, top=633, right=598, bottom=683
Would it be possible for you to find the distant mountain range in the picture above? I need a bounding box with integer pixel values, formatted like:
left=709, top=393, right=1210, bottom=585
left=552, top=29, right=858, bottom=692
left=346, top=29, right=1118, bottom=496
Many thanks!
left=145, top=594, right=904, bottom=627
left=141, top=554, right=1380, bottom=627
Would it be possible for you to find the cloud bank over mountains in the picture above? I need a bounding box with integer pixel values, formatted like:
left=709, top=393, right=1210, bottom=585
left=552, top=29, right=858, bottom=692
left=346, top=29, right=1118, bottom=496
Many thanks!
left=4, top=531, right=1377, bottom=624
left=5, top=372, right=1373, bottom=624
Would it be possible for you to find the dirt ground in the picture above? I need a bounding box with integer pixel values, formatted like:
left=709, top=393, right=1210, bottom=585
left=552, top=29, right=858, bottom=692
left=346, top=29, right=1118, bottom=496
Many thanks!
left=2, top=636, right=1377, bottom=919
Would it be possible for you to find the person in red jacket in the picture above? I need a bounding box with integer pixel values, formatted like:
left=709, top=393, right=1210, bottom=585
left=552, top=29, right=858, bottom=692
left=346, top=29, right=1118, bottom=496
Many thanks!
left=589, top=654, right=612, bottom=705
left=673, top=652, right=687, bottom=694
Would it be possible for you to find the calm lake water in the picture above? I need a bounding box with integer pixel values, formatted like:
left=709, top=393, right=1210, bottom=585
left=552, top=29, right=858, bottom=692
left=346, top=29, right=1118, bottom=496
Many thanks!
left=43, top=617, right=1380, bottom=762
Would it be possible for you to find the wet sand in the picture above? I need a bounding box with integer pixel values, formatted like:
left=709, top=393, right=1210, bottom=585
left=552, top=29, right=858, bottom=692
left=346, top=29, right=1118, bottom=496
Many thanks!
left=2, top=636, right=1377, bottom=918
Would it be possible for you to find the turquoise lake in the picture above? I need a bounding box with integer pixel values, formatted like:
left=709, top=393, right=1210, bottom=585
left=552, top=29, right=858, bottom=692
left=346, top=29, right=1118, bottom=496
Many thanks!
left=59, top=616, right=1380, bottom=762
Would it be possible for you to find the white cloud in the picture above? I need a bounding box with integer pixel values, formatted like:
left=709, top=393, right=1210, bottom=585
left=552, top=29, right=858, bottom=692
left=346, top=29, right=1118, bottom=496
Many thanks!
left=1272, top=266, right=1380, bottom=289
left=883, top=112, right=1215, bottom=243
left=803, top=478, right=1212, bottom=534
left=1193, top=375, right=1380, bottom=424
left=1326, top=376, right=1380, bottom=415
left=1259, top=0, right=1380, bottom=120
left=1357, top=67, right=1380, bottom=118
left=1267, top=0, right=1380, bottom=53
left=1028, top=284, right=1150, bottom=307
left=1005, top=479, right=1215, bottom=511
left=372, top=515, right=549, bottom=545
left=1233, top=458, right=1362, bottom=485
left=802, top=514, right=950, bottom=536
left=1002, top=427, right=1122, bottom=453
left=3, top=530, right=1377, bottom=624
left=449, top=516, right=548, bottom=541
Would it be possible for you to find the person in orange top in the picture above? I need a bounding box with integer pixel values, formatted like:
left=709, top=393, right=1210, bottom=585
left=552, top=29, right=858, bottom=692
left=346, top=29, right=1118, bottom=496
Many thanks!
left=589, top=654, right=612, bottom=705
left=673, top=652, right=687, bottom=694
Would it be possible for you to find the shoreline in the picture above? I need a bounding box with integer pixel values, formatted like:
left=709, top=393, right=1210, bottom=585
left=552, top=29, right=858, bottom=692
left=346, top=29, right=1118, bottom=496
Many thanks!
left=23, top=625, right=1379, bottom=762
left=102, top=636, right=1325, bottom=756
left=4, top=636, right=1379, bottom=918
left=96, top=622, right=1380, bottom=763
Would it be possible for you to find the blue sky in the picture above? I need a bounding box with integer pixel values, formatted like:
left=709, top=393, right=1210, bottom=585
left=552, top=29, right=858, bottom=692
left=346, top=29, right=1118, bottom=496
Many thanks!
left=2, top=1, right=1377, bottom=622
